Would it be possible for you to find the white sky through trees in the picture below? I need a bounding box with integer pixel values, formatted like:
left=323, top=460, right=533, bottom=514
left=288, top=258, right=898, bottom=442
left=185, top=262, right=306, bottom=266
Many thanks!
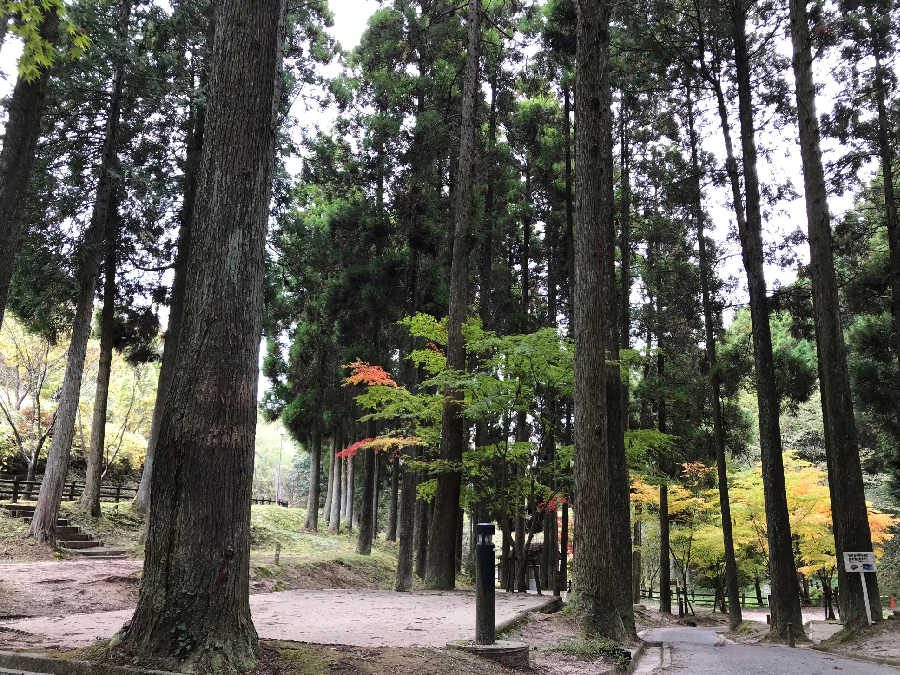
left=0, top=0, right=883, bottom=361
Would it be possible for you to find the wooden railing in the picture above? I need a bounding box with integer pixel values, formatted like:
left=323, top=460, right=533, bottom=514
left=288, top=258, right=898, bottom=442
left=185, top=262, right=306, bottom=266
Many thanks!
left=1, top=478, right=291, bottom=508
left=0, top=478, right=137, bottom=504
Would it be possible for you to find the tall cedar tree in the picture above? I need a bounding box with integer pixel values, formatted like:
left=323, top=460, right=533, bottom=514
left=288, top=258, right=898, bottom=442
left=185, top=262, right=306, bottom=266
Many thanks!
left=0, top=8, right=59, bottom=327
left=29, top=0, right=132, bottom=544
left=425, top=0, right=482, bottom=590
left=121, top=0, right=285, bottom=669
left=729, top=0, right=804, bottom=637
left=787, top=0, right=881, bottom=625
left=572, top=0, right=625, bottom=639
left=686, top=83, right=742, bottom=629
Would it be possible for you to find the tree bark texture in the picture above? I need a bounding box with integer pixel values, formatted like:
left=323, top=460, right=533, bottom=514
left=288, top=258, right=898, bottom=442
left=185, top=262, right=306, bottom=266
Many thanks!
left=395, top=446, right=419, bottom=591
left=328, top=448, right=343, bottom=534
left=606, top=118, right=634, bottom=634
left=571, top=0, right=623, bottom=639
left=29, top=0, right=131, bottom=545
left=0, top=9, right=59, bottom=328
left=730, top=4, right=803, bottom=638
left=357, top=421, right=377, bottom=555
left=788, top=0, right=881, bottom=626
left=872, top=51, right=900, bottom=369
left=122, top=0, right=285, bottom=669
left=425, top=0, right=481, bottom=590
left=305, top=423, right=322, bottom=531
left=80, top=208, right=118, bottom=518
left=414, top=463, right=429, bottom=578
left=387, top=459, right=400, bottom=541
left=323, top=432, right=337, bottom=522
left=686, top=83, right=742, bottom=630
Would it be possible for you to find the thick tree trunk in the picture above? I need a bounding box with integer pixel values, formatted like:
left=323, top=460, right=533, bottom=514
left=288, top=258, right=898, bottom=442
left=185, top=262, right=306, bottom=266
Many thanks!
left=788, top=2, right=881, bottom=626
left=134, top=22, right=211, bottom=514
left=80, top=209, right=118, bottom=518
left=686, top=83, right=742, bottom=630
left=425, top=0, right=481, bottom=591
left=395, top=445, right=418, bottom=591
left=305, top=423, right=322, bottom=532
left=571, top=0, right=623, bottom=639
left=121, top=0, right=285, bottom=669
left=0, top=9, right=58, bottom=328
left=730, top=3, right=804, bottom=639
left=29, top=1, right=131, bottom=545
left=357, top=421, right=377, bottom=554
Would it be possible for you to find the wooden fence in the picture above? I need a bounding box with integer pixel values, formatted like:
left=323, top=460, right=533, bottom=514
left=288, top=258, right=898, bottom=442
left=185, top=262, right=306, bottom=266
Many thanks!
left=1, top=478, right=291, bottom=508
left=0, top=478, right=137, bottom=504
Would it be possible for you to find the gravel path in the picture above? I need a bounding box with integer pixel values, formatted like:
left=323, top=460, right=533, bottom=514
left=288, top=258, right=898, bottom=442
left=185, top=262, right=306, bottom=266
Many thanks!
left=642, top=626, right=900, bottom=674
left=0, top=589, right=552, bottom=648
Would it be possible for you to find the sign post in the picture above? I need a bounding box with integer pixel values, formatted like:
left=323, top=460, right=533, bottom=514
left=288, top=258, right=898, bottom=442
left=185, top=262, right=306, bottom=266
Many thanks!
left=843, top=552, right=877, bottom=626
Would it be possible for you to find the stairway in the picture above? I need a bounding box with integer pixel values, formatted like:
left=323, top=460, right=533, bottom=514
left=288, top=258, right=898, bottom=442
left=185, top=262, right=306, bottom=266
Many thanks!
left=2, top=504, right=128, bottom=558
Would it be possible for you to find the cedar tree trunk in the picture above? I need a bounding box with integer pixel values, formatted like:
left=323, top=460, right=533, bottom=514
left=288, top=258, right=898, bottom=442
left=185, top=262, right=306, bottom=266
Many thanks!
left=305, top=423, right=322, bottom=531
left=424, top=0, right=481, bottom=590
left=686, top=83, right=742, bottom=629
left=788, top=0, right=881, bottom=626
left=121, top=0, right=285, bottom=669
left=571, top=0, right=623, bottom=639
left=29, top=0, right=130, bottom=544
left=730, top=3, right=804, bottom=638
left=0, top=9, right=58, bottom=327
left=80, top=208, right=118, bottom=518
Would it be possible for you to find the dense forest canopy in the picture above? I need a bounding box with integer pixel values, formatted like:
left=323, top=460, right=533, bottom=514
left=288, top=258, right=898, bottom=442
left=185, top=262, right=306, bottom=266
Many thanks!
left=1, top=0, right=899, bottom=669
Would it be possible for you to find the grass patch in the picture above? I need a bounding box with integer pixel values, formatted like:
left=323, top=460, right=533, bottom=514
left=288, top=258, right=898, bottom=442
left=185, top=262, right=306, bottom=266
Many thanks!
left=549, top=637, right=632, bottom=671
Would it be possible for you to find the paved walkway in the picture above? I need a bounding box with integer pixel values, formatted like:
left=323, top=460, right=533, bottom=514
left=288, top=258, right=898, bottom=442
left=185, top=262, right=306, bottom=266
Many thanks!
left=0, top=589, right=551, bottom=648
left=641, top=626, right=899, bottom=674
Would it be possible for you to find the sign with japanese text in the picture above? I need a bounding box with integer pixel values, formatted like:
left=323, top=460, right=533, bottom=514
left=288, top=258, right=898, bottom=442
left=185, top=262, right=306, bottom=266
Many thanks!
left=843, top=551, right=877, bottom=573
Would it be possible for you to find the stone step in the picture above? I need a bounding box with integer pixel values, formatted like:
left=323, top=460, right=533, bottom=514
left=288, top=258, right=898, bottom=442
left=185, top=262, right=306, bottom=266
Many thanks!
left=58, top=532, right=92, bottom=542
left=2, top=503, right=35, bottom=513
left=59, top=540, right=102, bottom=550
left=71, top=548, right=127, bottom=558
left=21, top=518, right=69, bottom=526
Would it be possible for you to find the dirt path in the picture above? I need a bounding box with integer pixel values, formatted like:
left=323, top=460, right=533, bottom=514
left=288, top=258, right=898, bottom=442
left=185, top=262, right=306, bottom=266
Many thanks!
left=0, top=559, right=143, bottom=620
left=0, top=589, right=553, bottom=649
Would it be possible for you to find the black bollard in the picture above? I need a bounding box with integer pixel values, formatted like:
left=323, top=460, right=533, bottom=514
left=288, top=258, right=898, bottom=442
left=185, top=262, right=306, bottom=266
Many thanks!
left=476, top=523, right=496, bottom=645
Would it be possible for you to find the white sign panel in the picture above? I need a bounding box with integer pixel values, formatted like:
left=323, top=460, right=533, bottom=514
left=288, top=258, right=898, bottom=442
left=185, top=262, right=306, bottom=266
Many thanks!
left=844, top=551, right=877, bottom=573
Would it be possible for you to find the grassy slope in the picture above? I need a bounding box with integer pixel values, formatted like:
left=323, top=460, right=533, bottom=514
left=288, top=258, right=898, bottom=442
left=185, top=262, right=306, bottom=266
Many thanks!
left=2, top=501, right=411, bottom=591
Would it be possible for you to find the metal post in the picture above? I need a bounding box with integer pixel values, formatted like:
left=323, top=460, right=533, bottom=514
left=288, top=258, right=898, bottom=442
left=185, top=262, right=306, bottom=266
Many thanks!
left=860, top=571, right=873, bottom=625
left=12, top=477, right=19, bottom=504
left=475, top=522, right=496, bottom=645
left=788, top=622, right=795, bottom=648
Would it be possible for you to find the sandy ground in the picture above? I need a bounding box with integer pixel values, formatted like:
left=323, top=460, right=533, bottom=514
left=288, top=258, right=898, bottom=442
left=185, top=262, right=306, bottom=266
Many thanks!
left=0, top=589, right=552, bottom=649
left=0, top=559, right=143, bottom=619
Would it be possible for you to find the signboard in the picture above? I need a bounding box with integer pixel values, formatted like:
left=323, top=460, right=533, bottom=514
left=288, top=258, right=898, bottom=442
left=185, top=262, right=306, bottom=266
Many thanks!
left=843, top=552, right=877, bottom=625
left=844, top=551, right=877, bottom=573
